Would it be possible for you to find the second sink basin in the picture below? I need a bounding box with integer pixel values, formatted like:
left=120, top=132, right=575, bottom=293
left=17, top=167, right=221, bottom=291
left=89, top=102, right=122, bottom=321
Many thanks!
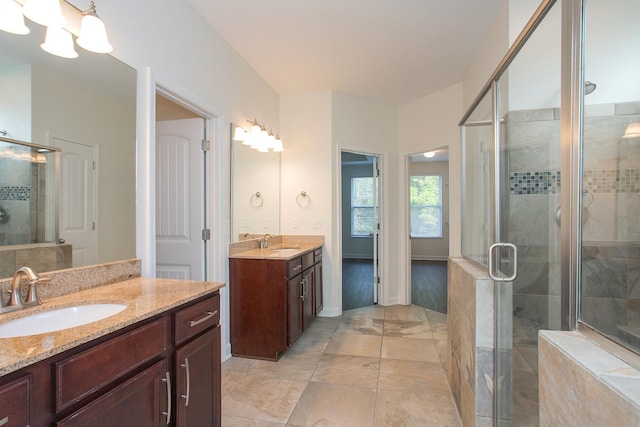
left=0, top=303, right=128, bottom=338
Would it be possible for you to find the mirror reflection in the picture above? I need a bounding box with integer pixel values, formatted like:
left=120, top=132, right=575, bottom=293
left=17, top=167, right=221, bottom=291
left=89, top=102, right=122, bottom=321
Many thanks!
left=0, top=23, right=137, bottom=275
left=230, top=124, right=280, bottom=241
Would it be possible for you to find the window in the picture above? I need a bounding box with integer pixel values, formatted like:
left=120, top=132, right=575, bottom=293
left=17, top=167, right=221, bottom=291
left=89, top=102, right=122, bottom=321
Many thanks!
left=351, top=177, right=376, bottom=237
left=410, top=175, right=442, bottom=238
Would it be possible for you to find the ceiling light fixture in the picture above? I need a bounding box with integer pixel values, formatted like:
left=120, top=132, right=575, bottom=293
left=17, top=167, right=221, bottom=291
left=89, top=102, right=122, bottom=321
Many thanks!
left=423, top=151, right=436, bottom=158
left=233, top=120, right=285, bottom=153
left=0, top=0, right=112, bottom=59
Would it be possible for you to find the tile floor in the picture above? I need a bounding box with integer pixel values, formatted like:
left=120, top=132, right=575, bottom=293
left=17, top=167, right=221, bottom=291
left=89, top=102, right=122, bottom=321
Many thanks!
left=222, top=304, right=461, bottom=426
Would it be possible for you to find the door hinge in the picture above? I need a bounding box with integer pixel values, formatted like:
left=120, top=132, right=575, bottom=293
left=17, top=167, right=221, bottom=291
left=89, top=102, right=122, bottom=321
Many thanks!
left=376, top=276, right=380, bottom=284
left=92, top=161, right=96, bottom=170
left=92, top=222, right=96, bottom=231
left=202, top=228, right=211, bottom=241
left=201, top=139, right=211, bottom=152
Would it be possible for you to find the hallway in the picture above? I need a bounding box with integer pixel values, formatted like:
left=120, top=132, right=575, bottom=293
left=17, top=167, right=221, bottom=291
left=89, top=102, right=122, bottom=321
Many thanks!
left=221, top=304, right=460, bottom=426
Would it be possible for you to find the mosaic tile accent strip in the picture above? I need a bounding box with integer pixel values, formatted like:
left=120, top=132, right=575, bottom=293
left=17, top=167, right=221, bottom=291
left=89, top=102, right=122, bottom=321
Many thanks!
left=510, top=169, right=640, bottom=195
left=510, top=171, right=560, bottom=195
left=0, top=186, right=30, bottom=201
left=584, top=169, right=640, bottom=194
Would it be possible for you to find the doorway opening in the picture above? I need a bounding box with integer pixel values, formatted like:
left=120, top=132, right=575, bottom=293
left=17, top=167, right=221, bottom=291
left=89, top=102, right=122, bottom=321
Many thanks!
left=408, top=148, right=449, bottom=313
left=340, top=150, right=380, bottom=311
left=155, top=92, right=209, bottom=281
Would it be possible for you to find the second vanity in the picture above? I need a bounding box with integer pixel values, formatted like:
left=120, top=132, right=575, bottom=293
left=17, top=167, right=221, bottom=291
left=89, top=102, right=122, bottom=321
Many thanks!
left=229, top=235, right=323, bottom=361
left=0, top=260, right=224, bottom=427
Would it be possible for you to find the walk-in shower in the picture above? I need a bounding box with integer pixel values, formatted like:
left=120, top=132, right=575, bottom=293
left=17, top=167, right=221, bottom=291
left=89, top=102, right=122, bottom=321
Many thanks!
left=457, top=0, right=639, bottom=425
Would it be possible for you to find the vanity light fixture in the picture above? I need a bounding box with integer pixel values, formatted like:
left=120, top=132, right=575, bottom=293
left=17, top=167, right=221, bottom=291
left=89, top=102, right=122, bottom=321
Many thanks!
left=41, top=24, right=78, bottom=58
left=0, top=0, right=30, bottom=35
left=0, top=0, right=112, bottom=59
left=622, top=122, right=640, bottom=139
left=22, top=0, right=64, bottom=27
left=76, top=1, right=112, bottom=53
left=232, top=120, right=285, bottom=153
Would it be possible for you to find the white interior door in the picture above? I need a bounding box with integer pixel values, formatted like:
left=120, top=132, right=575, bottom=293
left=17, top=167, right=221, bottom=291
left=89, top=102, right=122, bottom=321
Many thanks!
left=155, top=118, right=205, bottom=280
left=54, top=137, right=97, bottom=267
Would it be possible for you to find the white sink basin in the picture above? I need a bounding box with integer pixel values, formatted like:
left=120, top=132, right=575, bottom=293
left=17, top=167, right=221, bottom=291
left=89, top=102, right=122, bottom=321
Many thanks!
left=0, top=303, right=127, bottom=338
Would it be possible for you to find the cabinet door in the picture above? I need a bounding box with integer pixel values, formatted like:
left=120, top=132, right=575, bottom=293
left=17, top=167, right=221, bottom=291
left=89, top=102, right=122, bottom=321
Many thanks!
left=175, top=327, right=221, bottom=427
left=302, top=268, right=314, bottom=330
left=287, top=275, right=303, bottom=346
left=314, top=261, right=323, bottom=315
left=56, top=359, right=169, bottom=427
left=0, top=375, right=31, bottom=427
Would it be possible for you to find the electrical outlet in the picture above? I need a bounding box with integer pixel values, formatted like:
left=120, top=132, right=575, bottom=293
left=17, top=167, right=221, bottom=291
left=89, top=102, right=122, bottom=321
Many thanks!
left=241, top=217, right=250, bottom=228
left=292, top=217, right=299, bottom=229
left=263, top=217, right=269, bottom=228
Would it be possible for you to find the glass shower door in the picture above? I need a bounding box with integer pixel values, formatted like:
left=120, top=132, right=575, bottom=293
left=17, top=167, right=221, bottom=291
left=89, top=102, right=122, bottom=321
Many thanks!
left=493, top=2, right=563, bottom=424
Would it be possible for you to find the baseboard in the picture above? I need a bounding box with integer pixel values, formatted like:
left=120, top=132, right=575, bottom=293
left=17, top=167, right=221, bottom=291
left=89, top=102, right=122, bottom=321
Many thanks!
left=223, top=343, right=232, bottom=361
left=387, top=295, right=404, bottom=306
left=318, top=306, right=342, bottom=317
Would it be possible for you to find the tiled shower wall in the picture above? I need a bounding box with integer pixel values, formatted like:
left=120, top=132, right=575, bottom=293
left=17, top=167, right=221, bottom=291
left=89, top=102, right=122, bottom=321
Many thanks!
left=0, top=146, right=33, bottom=245
left=504, top=101, right=640, bottom=349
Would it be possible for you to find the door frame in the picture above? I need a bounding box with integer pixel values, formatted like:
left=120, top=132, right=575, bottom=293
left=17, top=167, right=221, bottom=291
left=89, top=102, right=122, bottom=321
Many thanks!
left=136, top=69, right=229, bottom=352
left=335, top=146, right=388, bottom=311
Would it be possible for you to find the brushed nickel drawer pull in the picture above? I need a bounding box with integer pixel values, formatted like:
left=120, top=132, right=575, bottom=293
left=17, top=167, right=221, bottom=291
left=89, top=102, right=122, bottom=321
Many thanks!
left=161, top=371, right=172, bottom=424
left=181, top=357, right=191, bottom=406
left=189, top=310, right=217, bottom=327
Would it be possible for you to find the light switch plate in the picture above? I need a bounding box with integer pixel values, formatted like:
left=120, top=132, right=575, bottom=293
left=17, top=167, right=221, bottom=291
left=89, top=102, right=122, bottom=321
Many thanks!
left=312, top=218, right=322, bottom=229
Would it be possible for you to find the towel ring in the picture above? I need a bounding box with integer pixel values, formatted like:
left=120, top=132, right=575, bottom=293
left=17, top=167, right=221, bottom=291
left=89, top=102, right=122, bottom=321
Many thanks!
left=296, top=191, right=311, bottom=207
left=250, top=192, right=263, bottom=207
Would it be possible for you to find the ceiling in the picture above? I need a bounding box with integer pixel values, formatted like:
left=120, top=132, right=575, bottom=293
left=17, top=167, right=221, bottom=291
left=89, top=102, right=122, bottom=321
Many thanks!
left=188, top=0, right=503, bottom=106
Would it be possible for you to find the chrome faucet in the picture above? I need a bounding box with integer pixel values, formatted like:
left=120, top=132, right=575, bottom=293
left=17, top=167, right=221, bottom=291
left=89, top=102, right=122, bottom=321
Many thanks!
left=8, top=267, right=39, bottom=307
left=260, top=234, right=273, bottom=249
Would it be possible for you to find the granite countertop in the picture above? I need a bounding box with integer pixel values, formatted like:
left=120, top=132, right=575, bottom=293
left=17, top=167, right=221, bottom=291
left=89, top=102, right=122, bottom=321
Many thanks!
left=229, top=242, right=323, bottom=260
left=0, top=277, right=224, bottom=376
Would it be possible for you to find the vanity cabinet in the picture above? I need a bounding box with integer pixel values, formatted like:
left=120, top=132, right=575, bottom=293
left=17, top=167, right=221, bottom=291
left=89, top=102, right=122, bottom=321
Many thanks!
left=230, top=247, right=323, bottom=360
left=0, top=374, right=31, bottom=427
left=314, top=248, right=323, bottom=315
left=0, top=291, right=221, bottom=427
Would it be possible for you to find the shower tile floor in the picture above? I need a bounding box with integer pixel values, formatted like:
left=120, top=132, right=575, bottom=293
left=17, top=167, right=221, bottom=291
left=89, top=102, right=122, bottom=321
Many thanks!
left=221, top=305, right=461, bottom=426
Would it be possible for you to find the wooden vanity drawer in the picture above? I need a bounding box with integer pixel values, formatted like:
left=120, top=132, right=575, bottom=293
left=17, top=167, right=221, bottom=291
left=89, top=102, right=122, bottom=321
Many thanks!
left=174, top=293, right=220, bottom=346
left=286, top=257, right=303, bottom=278
left=302, top=251, right=315, bottom=270
left=55, top=318, right=168, bottom=413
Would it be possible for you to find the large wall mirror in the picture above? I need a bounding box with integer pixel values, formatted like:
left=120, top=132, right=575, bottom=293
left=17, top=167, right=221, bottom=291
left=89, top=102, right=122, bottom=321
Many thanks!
left=0, top=23, right=137, bottom=275
left=230, top=124, right=280, bottom=241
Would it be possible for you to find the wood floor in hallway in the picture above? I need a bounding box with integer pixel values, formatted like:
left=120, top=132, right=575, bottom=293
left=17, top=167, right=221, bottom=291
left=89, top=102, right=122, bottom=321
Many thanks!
left=221, top=304, right=461, bottom=426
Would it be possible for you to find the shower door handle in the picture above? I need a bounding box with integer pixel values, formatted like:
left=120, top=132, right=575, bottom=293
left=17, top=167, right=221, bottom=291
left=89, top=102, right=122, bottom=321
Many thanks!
left=488, top=243, right=518, bottom=282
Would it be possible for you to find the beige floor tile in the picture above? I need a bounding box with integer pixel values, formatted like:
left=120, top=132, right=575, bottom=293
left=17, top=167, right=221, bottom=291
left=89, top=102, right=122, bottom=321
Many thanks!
left=381, top=336, right=441, bottom=363
left=222, top=372, right=307, bottom=423
left=311, top=353, right=380, bottom=389
left=336, top=317, right=384, bottom=335
left=222, top=356, right=259, bottom=373
left=374, top=388, right=461, bottom=427
left=249, top=350, right=323, bottom=381
left=222, top=415, right=286, bottom=426
left=288, top=381, right=376, bottom=426
left=325, top=333, right=382, bottom=357
left=288, top=330, right=333, bottom=354
left=342, top=305, right=387, bottom=319
left=383, top=320, right=433, bottom=339
left=378, top=358, right=450, bottom=393
left=385, top=304, right=429, bottom=322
